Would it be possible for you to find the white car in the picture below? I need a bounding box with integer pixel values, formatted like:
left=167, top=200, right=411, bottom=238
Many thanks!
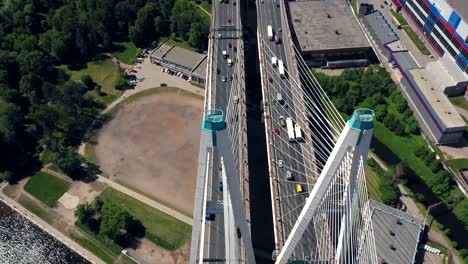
left=222, top=76, right=227, bottom=82
left=278, top=160, right=284, bottom=168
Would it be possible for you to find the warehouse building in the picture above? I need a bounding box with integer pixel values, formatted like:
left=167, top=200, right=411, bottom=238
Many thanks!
left=150, top=43, right=207, bottom=85
left=425, top=55, right=468, bottom=96
left=362, top=11, right=401, bottom=61
left=400, top=67, right=466, bottom=144
left=288, top=0, right=374, bottom=68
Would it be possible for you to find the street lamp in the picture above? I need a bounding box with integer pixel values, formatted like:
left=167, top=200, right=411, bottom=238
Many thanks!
left=423, top=201, right=443, bottom=227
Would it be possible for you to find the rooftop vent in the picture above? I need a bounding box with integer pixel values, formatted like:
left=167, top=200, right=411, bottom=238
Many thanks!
left=389, top=231, right=396, bottom=236
left=335, top=30, right=341, bottom=35
left=305, top=31, right=308, bottom=34
left=396, top=219, right=402, bottom=225
left=390, top=245, right=397, bottom=251
left=446, top=111, right=451, bottom=115
left=437, top=99, right=440, bottom=102
left=327, top=13, right=332, bottom=18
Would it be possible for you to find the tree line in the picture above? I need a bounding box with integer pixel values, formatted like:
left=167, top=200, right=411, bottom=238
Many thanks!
left=0, top=0, right=209, bottom=182
left=315, top=66, right=420, bottom=136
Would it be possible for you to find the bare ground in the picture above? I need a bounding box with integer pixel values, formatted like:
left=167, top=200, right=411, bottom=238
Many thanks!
left=94, top=92, right=203, bottom=214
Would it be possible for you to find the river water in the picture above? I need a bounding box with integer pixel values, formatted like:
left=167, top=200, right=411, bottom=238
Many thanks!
left=0, top=200, right=91, bottom=264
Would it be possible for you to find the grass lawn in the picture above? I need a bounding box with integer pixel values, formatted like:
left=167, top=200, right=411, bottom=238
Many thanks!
left=161, top=38, right=197, bottom=52
left=365, top=164, right=383, bottom=202
left=390, top=10, right=408, bottom=26
left=98, top=187, right=192, bottom=251
left=18, top=197, right=52, bottom=224
left=84, top=143, right=98, bottom=164
left=402, top=26, right=431, bottom=55
left=70, top=234, right=116, bottom=264
left=62, top=59, right=123, bottom=97
left=448, top=95, right=468, bottom=112
left=24, top=172, right=71, bottom=207
left=114, top=42, right=141, bottom=65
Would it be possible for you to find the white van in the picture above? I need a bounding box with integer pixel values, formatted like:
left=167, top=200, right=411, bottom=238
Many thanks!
left=272, top=57, right=278, bottom=67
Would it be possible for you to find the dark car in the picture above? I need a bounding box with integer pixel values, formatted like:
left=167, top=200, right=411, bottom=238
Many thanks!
left=205, top=213, right=216, bottom=221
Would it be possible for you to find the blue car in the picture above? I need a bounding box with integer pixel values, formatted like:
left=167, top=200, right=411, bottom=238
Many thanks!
left=205, top=213, right=216, bottom=221
left=219, top=182, right=224, bottom=191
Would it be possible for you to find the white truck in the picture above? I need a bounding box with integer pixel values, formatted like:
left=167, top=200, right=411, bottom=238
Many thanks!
left=271, top=56, right=278, bottom=67
left=294, top=124, right=303, bottom=141
left=227, top=58, right=233, bottom=66
left=278, top=59, right=285, bottom=79
left=222, top=50, right=228, bottom=58
left=267, top=25, right=274, bottom=41
left=286, top=117, right=295, bottom=142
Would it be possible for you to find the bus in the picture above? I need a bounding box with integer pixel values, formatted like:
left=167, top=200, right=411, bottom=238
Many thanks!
left=278, top=59, right=285, bottom=79
left=286, top=117, right=295, bottom=142
left=294, top=124, right=303, bottom=141
left=267, top=25, right=274, bottom=41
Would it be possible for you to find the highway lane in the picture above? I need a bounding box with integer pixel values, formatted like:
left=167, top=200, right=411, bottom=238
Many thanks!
left=257, top=0, right=316, bottom=259
left=205, top=0, right=243, bottom=260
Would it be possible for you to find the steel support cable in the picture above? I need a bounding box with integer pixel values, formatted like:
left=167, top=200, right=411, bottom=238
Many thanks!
left=265, top=99, right=333, bottom=171
left=263, top=81, right=337, bottom=170
left=262, top=64, right=338, bottom=160
left=259, top=37, right=343, bottom=138
left=261, top=56, right=342, bottom=160
left=260, top=54, right=340, bottom=149
left=291, top=43, right=346, bottom=129
left=267, top=50, right=337, bottom=145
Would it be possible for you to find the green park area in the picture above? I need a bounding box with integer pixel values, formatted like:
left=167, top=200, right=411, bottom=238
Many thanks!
left=114, top=42, right=142, bottom=65
left=61, top=58, right=124, bottom=101
left=316, top=66, right=468, bottom=259
left=73, top=186, right=191, bottom=264
left=24, top=172, right=71, bottom=207
left=98, top=188, right=191, bottom=250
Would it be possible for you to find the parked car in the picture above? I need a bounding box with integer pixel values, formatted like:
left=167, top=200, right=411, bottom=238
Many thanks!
left=205, top=213, right=216, bottom=221
left=286, top=171, right=294, bottom=181
left=274, top=128, right=280, bottom=135
left=279, top=116, right=286, bottom=127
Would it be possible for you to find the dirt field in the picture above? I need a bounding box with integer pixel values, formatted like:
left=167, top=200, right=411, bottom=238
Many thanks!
left=94, top=92, right=203, bottom=214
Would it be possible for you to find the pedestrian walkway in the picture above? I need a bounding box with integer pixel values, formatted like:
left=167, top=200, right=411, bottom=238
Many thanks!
left=96, top=176, right=193, bottom=225
left=0, top=185, right=105, bottom=264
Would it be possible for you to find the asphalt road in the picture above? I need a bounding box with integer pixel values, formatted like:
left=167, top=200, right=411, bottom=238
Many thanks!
left=204, top=0, right=243, bottom=260
left=256, top=0, right=316, bottom=259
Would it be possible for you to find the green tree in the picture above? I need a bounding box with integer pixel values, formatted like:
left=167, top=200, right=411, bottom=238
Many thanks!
left=130, top=2, right=159, bottom=46
left=99, top=202, right=132, bottom=241
left=81, top=74, right=95, bottom=90
left=55, top=146, right=82, bottom=176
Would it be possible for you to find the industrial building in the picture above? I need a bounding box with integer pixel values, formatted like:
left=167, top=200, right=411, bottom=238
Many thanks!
left=401, top=68, right=466, bottom=144
left=362, top=11, right=466, bottom=144
left=368, top=200, right=424, bottom=264
left=288, top=0, right=374, bottom=68
left=150, top=42, right=207, bottom=85
left=392, top=0, right=468, bottom=75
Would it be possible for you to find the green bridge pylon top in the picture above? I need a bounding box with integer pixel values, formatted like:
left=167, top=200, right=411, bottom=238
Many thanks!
left=202, top=109, right=226, bottom=132
left=348, top=108, right=374, bottom=131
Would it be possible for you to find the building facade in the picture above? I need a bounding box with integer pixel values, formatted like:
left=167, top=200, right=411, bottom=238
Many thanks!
left=392, top=0, right=468, bottom=74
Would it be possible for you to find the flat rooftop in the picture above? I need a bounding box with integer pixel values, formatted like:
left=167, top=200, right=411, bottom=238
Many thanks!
left=387, top=40, right=408, bottom=53
left=408, top=68, right=466, bottom=129
left=289, top=0, right=371, bottom=52
left=363, top=11, right=399, bottom=45
left=151, top=43, right=207, bottom=71
left=444, top=0, right=468, bottom=22
left=369, top=200, right=423, bottom=264
left=193, top=57, right=208, bottom=77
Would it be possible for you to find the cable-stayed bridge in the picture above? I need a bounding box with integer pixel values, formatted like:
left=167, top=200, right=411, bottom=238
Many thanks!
left=189, top=0, right=383, bottom=263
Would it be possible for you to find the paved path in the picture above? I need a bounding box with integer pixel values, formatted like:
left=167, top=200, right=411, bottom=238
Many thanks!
left=0, top=183, right=106, bottom=264
left=198, top=5, right=212, bottom=17
left=96, top=176, right=193, bottom=225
